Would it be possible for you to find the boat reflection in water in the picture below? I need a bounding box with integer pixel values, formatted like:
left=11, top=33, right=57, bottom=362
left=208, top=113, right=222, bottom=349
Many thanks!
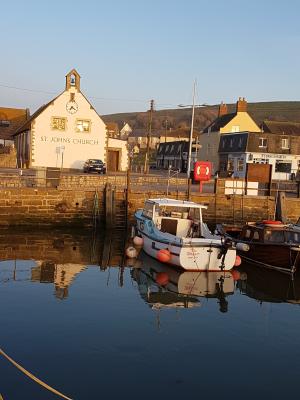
left=236, top=261, right=300, bottom=304
left=132, top=253, right=234, bottom=312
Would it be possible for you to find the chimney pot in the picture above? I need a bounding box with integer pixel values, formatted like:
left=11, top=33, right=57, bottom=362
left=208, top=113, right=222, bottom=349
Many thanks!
left=236, top=97, right=247, bottom=113
left=218, top=101, right=228, bottom=117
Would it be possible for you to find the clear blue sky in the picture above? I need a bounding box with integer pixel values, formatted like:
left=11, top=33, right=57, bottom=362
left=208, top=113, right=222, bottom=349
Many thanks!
left=1, top=0, right=300, bottom=115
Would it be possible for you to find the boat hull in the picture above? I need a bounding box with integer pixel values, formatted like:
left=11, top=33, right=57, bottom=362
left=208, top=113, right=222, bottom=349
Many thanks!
left=138, top=227, right=236, bottom=272
left=238, top=242, right=300, bottom=274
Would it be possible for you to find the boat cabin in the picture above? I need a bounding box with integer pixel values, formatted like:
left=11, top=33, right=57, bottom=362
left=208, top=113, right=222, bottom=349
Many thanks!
left=240, top=222, right=300, bottom=244
left=142, top=198, right=207, bottom=238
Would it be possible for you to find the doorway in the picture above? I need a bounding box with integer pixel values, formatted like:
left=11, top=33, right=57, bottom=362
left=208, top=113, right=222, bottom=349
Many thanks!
left=107, top=150, right=120, bottom=172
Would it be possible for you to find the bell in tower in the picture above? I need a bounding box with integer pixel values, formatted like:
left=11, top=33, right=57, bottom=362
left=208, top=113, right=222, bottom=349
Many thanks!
left=65, top=69, right=81, bottom=91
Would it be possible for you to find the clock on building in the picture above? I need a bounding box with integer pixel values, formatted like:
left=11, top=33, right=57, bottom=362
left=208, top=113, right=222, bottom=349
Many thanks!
left=66, top=100, right=78, bottom=114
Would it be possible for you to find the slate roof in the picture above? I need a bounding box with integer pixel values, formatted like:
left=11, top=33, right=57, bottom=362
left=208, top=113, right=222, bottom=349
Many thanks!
left=157, top=141, right=189, bottom=158
left=14, top=98, right=58, bottom=135
left=202, top=113, right=236, bottom=133
left=129, top=127, right=199, bottom=138
left=0, top=107, right=29, bottom=140
left=262, top=120, right=300, bottom=136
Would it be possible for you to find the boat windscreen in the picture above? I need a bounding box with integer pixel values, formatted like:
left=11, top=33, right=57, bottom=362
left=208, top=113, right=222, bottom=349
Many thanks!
left=286, top=231, right=300, bottom=243
left=155, top=206, right=200, bottom=220
left=264, top=229, right=285, bottom=243
left=142, top=202, right=154, bottom=218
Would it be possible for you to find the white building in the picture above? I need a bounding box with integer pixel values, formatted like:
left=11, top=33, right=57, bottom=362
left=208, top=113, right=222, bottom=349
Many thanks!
left=14, top=69, right=128, bottom=171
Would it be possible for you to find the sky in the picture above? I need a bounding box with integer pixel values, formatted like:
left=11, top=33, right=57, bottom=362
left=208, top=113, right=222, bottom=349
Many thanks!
left=1, top=0, right=300, bottom=116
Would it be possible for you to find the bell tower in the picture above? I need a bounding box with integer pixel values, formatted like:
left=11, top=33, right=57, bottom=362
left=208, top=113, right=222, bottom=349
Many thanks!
left=65, top=69, right=81, bottom=91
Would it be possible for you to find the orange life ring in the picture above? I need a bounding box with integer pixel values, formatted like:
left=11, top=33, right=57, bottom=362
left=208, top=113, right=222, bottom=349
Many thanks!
left=262, top=220, right=282, bottom=225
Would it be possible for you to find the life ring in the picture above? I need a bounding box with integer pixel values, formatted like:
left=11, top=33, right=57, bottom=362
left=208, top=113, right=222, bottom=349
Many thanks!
left=262, top=220, right=282, bottom=225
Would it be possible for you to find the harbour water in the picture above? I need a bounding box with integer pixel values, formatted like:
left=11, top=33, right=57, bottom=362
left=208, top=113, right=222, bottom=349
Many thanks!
left=1, top=229, right=300, bottom=399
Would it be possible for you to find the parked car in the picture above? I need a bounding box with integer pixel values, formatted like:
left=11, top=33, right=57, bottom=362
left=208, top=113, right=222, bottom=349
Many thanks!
left=83, top=159, right=106, bottom=174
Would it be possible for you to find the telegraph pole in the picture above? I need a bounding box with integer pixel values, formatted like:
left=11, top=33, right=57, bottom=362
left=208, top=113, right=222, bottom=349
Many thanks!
left=187, top=80, right=196, bottom=179
left=164, top=119, right=168, bottom=143
left=144, top=99, right=154, bottom=174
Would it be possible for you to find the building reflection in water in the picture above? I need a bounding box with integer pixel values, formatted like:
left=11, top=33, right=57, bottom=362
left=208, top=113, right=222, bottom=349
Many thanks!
left=0, top=228, right=104, bottom=299
left=31, top=261, right=87, bottom=299
left=132, top=253, right=235, bottom=313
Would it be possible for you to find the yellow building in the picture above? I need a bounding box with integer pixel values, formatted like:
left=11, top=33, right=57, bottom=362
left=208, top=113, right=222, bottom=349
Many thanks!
left=199, top=98, right=260, bottom=172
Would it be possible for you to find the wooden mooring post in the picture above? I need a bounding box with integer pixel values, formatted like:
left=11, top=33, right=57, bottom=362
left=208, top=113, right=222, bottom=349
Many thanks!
left=105, top=182, right=114, bottom=229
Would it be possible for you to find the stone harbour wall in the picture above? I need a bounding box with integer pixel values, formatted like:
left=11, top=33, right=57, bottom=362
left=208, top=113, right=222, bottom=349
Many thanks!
left=0, top=188, right=104, bottom=226
left=0, top=186, right=299, bottom=227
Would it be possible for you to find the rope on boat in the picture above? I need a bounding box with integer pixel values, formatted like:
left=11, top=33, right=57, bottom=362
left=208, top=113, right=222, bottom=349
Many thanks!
left=0, top=347, right=73, bottom=400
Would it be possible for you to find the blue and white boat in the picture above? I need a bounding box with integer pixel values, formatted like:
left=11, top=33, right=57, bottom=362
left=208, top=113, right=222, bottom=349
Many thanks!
left=135, top=198, right=238, bottom=271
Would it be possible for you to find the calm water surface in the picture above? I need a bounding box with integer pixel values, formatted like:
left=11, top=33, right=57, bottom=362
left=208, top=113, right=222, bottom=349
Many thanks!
left=0, top=229, right=300, bottom=400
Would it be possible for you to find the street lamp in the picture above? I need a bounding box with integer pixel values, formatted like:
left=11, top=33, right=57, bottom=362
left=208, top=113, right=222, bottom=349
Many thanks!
left=178, top=81, right=207, bottom=178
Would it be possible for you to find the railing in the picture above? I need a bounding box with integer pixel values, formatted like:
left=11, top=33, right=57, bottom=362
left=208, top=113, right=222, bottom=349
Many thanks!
left=215, top=178, right=300, bottom=197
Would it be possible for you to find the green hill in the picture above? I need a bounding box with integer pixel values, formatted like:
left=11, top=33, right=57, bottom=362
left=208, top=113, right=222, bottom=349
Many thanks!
left=102, top=101, right=300, bottom=132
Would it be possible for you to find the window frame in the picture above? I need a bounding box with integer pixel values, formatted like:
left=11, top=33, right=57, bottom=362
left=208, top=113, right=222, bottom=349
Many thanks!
left=51, top=116, right=67, bottom=131
left=281, top=137, right=290, bottom=150
left=259, top=137, right=267, bottom=148
left=75, top=119, right=91, bottom=133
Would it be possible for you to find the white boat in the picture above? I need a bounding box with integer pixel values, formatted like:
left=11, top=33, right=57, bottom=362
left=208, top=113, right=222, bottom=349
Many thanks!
left=134, top=198, right=239, bottom=271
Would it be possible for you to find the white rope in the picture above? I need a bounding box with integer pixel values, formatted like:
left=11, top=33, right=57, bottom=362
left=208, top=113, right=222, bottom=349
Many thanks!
left=0, top=347, right=73, bottom=400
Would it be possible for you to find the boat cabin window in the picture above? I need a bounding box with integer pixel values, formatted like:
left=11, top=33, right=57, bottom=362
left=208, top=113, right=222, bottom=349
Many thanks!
left=154, top=206, right=200, bottom=220
left=244, top=229, right=251, bottom=239
left=188, top=208, right=200, bottom=221
left=264, top=229, right=285, bottom=243
left=286, top=231, right=300, bottom=243
left=252, top=231, right=260, bottom=241
left=142, top=202, right=154, bottom=218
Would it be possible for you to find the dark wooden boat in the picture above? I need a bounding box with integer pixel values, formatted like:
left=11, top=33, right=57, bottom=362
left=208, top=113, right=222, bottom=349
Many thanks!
left=228, top=220, right=300, bottom=274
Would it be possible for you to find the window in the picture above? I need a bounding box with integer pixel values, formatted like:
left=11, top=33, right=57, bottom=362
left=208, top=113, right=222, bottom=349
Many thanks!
left=259, top=138, right=267, bottom=148
left=275, top=161, right=292, bottom=173
left=142, top=202, right=154, bottom=218
left=207, top=143, right=211, bottom=154
left=237, top=158, right=244, bottom=171
left=76, top=119, right=91, bottom=133
left=51, top=117, right=66, bottom=131
left=0, top=120, right=10, bottom=127
left=264, top=230, right=284, bottom=243
left=227, top=159, right=234, bottom=171
left=238, top=138, right=243, bottom=148
left=253, top=231, right=260, bottom=241
left=245, top=229, right=251, bottom=239
left=281, top=138, right=290, bottom=149
left=231, top=125, right=240, bottom=132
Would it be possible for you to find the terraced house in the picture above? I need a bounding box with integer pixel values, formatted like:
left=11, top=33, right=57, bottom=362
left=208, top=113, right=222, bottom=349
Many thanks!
left=199, top=98, right=260, bottom=173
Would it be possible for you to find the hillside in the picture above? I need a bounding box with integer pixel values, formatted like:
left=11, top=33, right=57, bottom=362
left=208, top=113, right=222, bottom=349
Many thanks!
left=102, top=101, right=300, bottom=132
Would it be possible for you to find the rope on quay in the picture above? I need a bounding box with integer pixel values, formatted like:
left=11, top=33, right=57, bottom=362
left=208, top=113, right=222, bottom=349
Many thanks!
left=0, top=347, right=73, bottom=400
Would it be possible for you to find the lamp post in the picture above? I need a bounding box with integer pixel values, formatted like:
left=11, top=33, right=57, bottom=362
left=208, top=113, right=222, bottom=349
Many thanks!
left=178, top=80, right=207, bottom=178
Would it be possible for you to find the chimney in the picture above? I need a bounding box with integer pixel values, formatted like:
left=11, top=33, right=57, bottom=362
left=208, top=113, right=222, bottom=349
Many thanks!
left=218, top=102, right=228, bottom=117
left=236, top=97, right=247, bottom=113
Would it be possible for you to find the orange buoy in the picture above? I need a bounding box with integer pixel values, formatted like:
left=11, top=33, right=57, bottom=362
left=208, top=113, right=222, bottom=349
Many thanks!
left=156, top=272, right=169, bottom=286
left=133, top=236, right=144, bottom=246
left=231, top=269, right=241, bottom=281
left=157, top=249, right=171, bottom=263
left=234, top=255, right=242, bottom=267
